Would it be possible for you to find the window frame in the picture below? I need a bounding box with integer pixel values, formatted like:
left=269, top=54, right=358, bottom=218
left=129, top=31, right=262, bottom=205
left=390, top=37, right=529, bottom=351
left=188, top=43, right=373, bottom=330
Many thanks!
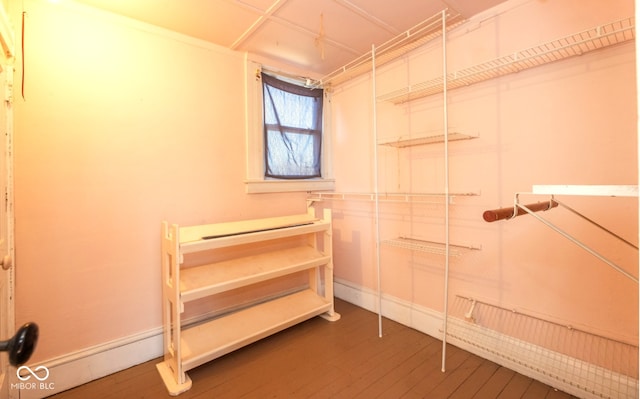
left=244, top=60, right=334, bottom=194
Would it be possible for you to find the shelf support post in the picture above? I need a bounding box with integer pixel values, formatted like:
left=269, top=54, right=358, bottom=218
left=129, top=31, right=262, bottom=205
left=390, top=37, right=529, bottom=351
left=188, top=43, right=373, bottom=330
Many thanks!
left=319, top=208, right=341, bottom=321
left=372, top=43, right=383, bottom=338
left=441, top=8, right=451, bottom=373
left=156, top=222, right=192, bottom=395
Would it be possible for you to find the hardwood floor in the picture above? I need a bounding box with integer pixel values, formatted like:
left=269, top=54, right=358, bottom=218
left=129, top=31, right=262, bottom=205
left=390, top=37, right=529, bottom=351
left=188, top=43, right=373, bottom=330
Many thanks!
left=48, top=299, right=578, bottom=398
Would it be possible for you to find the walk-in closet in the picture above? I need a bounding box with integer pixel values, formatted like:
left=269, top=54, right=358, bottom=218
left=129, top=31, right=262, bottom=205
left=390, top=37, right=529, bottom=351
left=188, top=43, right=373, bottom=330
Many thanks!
left=2, top=0, right=637, bottom=398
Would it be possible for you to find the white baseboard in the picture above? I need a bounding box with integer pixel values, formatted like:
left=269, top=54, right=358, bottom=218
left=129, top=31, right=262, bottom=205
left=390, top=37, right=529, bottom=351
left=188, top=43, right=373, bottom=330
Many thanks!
left=333, top=279, right=639, bottom=399
left=13, top=328, right=163, bottom=399
left=334, top=278, right=444, bottom=338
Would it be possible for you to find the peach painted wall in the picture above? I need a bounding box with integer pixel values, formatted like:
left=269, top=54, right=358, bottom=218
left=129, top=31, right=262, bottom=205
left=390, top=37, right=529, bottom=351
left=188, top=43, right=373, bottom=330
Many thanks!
left=328, top=0, right=638, bottom=346
left=11, top=0, right=309, bottom=363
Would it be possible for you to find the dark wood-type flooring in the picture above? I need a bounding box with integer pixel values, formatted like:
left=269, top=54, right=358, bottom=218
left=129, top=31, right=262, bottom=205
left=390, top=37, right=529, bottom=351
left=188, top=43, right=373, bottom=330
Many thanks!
left=49, top=299, right=578, bottom=398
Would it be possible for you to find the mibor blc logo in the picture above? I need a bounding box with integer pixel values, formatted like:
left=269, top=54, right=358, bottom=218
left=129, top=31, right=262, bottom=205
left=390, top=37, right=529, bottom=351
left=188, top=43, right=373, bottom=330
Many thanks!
left=11, top=365, right=55, bottom=391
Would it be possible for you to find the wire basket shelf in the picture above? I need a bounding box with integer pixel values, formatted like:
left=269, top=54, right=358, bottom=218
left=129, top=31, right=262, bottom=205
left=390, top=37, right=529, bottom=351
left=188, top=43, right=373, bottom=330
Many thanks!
left=307, top=191, right=479, bottom=204
left=447, top=295, right=639, bottom=399
left=381, top=237, right=480, bottom=257
left=378, top=17, right=635, bottom=104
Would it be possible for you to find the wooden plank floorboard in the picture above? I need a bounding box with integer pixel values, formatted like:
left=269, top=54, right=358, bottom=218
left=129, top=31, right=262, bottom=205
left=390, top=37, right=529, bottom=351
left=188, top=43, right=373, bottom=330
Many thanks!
left=448, top=360, right=499, bottom=399
left=354, top=337, right=443, bottom=398
left=192, top=302, right=385, bottom=398
left=289, top=310, right=407, bottom=397
left=448, top=357, right=500, bottom=399
left=330, top=327, right=438, bottom=398
left=244, top=319, right=367, bottom=397
left=48, top=299, right=580, bottom=399
left=471, top=366, right=517, bottom=399
left=399, top=345, right=475, bottom=398
left=224, top=319, right=328, bottom=395
left=426, top=353, right=486, bottom=398
left=305, top=321, right=419, bottom=397
left=192, top=317, right=327, bottom=397
left=522, top=380, right=552, bottom=398
left=496, top=372, right=535, bottom=399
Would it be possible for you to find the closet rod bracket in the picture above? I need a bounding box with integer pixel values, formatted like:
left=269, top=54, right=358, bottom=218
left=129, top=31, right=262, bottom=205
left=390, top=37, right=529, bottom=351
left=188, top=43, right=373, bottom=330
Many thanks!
left=516, top=196, right=638, bottom=284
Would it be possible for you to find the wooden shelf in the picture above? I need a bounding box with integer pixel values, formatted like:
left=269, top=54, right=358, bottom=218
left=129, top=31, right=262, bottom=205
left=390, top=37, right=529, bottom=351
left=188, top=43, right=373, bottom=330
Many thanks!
left=179, top=215, right=329, bottom=254
left=157, top=209, right=339, bottom=395
left=180, top=214, right=317, bottom=243
left=180, top=245, right=330, bottom=302
left=180, top=289, right=332, bottom=371
left=381, top=237, right=480, bottom=257
left=377, top=17, right=634, bottom=104
left=378, top=131, right=477, bottom=147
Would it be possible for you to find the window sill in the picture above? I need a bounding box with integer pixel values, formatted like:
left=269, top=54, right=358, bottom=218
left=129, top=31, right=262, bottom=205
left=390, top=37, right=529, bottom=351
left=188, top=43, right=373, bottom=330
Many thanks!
left=245, top=178, right=336, bottom=194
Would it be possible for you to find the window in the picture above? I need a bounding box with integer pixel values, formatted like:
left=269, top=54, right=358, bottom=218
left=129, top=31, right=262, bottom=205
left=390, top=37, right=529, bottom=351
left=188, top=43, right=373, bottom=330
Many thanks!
left=262, top=73, right=323, bottom=179
left=244, top=61, right=334, bottom=194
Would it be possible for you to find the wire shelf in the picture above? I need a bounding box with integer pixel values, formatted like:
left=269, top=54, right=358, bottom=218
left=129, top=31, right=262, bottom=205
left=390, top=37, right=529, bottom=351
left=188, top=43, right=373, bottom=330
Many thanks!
left=378, top=17, right=635, bottom=104
left=381, top=237, right=480, bottom=257
left=378, top=131, right=477, bottom=147
left=307, top=191, right=479, bottom=204
left=448, top=295, right=639, bottom=399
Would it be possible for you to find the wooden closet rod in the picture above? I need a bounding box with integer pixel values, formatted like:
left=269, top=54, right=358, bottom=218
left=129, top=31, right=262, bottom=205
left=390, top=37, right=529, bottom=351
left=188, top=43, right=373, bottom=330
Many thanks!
left=483, top=200, right=558, bottom=222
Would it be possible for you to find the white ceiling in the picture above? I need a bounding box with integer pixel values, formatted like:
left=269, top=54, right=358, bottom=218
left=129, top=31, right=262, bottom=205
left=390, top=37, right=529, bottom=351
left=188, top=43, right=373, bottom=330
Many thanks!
left=73, top=0, right=508, bottom=77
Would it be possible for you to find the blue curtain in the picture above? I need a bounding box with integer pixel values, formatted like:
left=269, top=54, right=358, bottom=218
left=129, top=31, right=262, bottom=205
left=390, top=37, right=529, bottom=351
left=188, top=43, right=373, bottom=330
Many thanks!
left=262, top=73, right=323, bottom=179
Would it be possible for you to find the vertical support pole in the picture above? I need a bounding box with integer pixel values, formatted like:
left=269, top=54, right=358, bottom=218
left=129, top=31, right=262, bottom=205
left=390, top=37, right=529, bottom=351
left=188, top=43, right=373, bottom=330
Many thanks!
left=156, top=223, right=192, bottom=395
left=636, top=0, right=640, bottom=382
left=322, top=208, right=340, bottom=320
left=307, top=207, right=320, bottom=296
left=159, top=223, right=174, bottom=369
left=166, top=224, right=184, bottom=383
left=372, top=44, right=383, bottom=338
left=441, top=9, right=451, bottom=373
